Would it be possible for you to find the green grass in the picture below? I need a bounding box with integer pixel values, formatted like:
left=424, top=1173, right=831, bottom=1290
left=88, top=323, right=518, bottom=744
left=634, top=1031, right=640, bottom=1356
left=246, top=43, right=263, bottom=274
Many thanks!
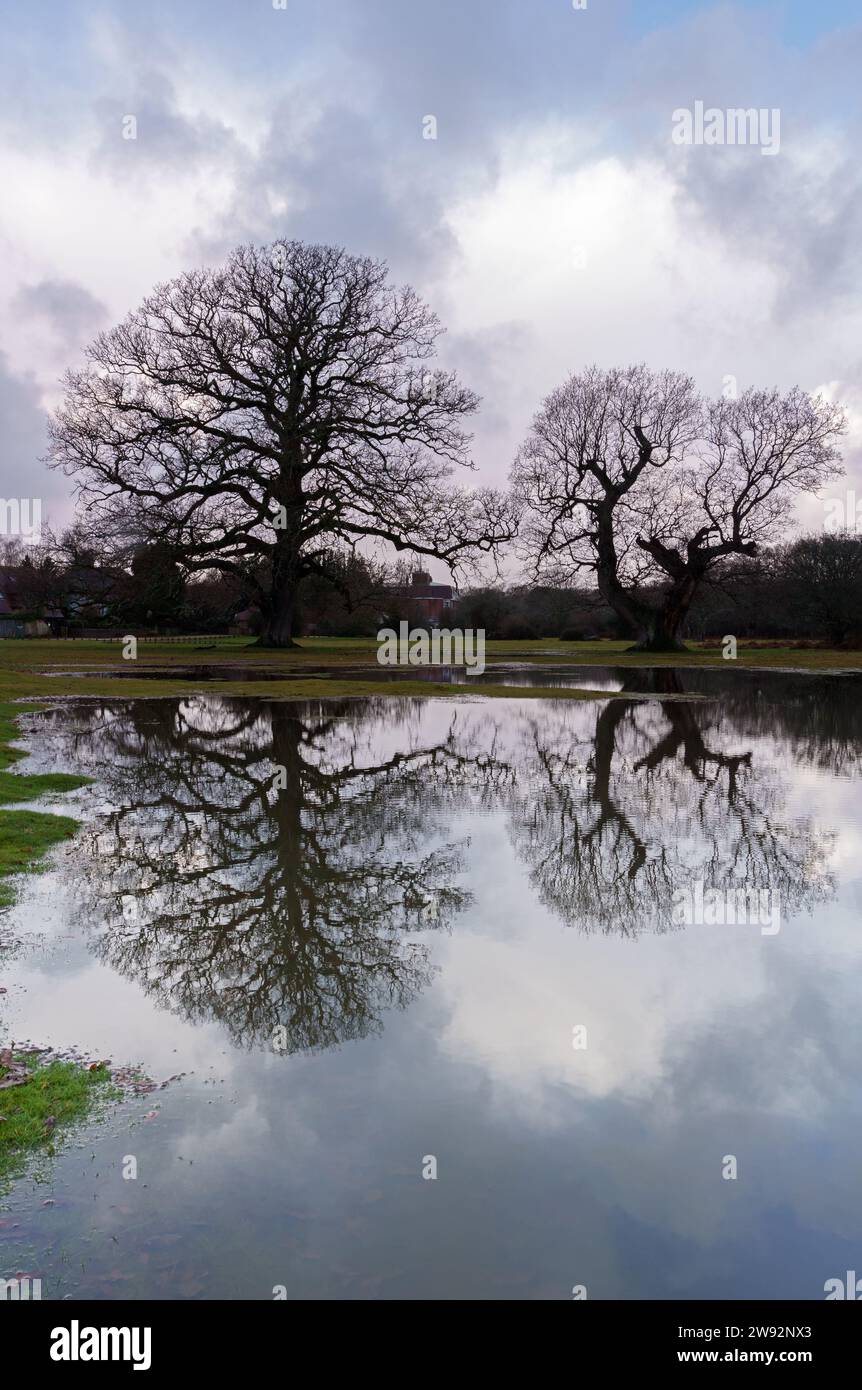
left=0, top=1053, right=120, bottom=1189
left=0, top=700, right=91, bottom=908
left=0, top=809, right=83, bottom=907
left=0, top=700, right=43, bottom=769
left=1, top=633, right=860, bottom=696
left=0, top=770, right=89, bottom=803
left=0, top=634, right=854, bottom=724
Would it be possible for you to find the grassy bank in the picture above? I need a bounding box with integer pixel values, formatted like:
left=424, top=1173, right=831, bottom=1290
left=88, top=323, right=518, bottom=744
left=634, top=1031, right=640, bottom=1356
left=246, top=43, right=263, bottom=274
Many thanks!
left=0, top=635, right=858, bottom=708
left=0, top=1052, right=119, bottom=1189
left=0, top=701, right=91, bottom=908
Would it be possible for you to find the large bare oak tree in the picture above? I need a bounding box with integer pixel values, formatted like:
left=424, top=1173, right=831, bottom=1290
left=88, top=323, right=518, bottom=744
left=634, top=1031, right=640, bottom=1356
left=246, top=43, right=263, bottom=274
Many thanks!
left=49, top=240, right=515, bottom=646
left=511, top=363, right=846, bottom=651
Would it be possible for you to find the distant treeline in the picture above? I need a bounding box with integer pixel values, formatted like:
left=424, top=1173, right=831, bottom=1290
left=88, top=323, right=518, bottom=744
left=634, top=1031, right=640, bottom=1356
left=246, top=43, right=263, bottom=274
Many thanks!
left=233, top=530, right=862, bottom=645
left=308, top=532, right=862, bottom=646
left=449, top=532, right=862, bottom=646
left=2, top=530, right=860, bottom=647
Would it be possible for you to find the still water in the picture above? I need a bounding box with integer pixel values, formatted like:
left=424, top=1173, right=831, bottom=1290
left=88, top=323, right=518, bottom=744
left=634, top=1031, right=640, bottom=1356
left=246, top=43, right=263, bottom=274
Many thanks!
left=1, top=668, right=861, bottom=1299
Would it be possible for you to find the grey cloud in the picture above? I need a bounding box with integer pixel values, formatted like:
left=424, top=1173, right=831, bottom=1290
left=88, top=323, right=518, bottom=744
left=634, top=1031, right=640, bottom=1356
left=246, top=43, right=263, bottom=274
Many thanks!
left=203, top=0, right=861, bottom=338
left=445, top=321, right=535, bottom=477
left=12, top=278, right=108, bottom=351
left=90, top=70, right=240, bottom=179
left=679, top=150, right=862, bottom=324
left=5, top=0, right=859, bottom=512
left=192, top=97, right=461, bottom=280
left=612, top=10, right=862, bottom=323
left=186, top=0, right=623, bottom=277
left=29, top=0, right=857, bottom=337
left=0, top=352, right=69, bottom=519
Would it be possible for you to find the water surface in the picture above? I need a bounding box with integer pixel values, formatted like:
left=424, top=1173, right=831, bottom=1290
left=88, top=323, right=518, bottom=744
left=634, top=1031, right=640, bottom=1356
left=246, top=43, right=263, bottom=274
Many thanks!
left=1, top=668, right=860, bottom=1299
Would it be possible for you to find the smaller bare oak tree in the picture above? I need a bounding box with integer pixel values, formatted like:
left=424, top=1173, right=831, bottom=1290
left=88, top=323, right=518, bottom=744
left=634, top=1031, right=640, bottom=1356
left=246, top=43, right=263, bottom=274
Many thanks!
left=511, top=363, right=846, bottom=650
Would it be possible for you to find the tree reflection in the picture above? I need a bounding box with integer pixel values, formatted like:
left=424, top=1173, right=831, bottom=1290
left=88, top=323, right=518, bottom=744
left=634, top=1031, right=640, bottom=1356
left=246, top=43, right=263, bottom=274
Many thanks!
left=653, top=667, right=862, bottom=778
left=72, top=697, right=494, bottom=1051
left=509, top=669, right=835, bottom=935
left=57, top=672, right=840, bottom=1051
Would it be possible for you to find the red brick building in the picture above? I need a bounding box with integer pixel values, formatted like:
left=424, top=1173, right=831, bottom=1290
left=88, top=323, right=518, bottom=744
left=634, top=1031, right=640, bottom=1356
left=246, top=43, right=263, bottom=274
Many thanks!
left=395, top=571, right=459, bottom=625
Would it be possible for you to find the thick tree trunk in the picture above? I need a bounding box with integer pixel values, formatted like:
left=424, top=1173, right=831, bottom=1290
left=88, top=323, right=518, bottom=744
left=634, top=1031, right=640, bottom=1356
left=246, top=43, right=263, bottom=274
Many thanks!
left=626, top=612, right=690, bottom=654
left=593, top=498, right=666, bottom=646
left=625, top=577, right=700, bottom=653
left=593, top=495, right=701, bottom=652
left=257, top=501, right=302, bottom=649
left=257, top=602, right=299, bottom=649
left=597, top=574, right=691, bottom=653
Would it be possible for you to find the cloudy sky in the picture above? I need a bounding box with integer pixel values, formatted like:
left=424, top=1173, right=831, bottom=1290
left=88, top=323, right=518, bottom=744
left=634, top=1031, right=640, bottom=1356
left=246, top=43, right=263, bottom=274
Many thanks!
left=2, top=0, right=861, bottom=544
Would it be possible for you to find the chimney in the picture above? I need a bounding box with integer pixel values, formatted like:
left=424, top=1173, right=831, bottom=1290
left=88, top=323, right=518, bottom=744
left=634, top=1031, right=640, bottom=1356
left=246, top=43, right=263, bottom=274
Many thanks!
left=412, top=570, right=432, bottom=586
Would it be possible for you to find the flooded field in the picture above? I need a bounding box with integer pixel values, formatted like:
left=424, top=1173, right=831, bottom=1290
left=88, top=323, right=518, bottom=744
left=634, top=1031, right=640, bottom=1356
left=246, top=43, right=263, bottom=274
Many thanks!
left=1, top=669, right=860, bottom=1299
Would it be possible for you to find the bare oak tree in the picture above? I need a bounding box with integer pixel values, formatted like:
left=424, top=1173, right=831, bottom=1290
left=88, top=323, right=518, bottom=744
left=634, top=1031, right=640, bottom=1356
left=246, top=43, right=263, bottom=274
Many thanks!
left=49, top=240, right=516, bottom=646
left=511, top=364, right=846, bottom=650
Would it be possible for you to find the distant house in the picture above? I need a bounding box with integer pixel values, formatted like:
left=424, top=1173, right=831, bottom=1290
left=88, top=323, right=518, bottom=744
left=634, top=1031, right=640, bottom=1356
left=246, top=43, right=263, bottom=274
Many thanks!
left=61, top=565, right=116, bottom=619
left=230, top=606, right=263, bottom=636
left=0, top=566, right=51, bottom=637
left=0, top=566, right=23, bottom=615
left=0, top=561, right=115, bottom=636
left=0, top=567, right=29, bottom=636
left=392, top=570, right=459, bottom=625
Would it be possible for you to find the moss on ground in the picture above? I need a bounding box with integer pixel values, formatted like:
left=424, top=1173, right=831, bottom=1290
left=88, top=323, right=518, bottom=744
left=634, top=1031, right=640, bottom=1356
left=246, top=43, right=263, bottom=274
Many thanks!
left=0, top=701, right=91, bottom=908
left=0, top=1052, right=120, bottom=1190
left=0, top=809, right=83, bottom=907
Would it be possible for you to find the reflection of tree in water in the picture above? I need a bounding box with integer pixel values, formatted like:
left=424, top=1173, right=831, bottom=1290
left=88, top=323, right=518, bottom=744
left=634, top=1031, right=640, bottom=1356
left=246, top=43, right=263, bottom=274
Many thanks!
left=652, top=667, right=862, bottom=778
left=510, top=669, right=835, bottom=936
left=52, top=670, right=841, bottom=1048
left=71, top=697, right=502, bottom=1052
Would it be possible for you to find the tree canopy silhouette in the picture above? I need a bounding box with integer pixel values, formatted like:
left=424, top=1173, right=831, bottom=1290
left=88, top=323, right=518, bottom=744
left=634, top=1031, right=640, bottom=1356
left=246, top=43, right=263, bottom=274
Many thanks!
left=511, top=364, right=845, bottom=651
left=49, top=240, right=515, bottom=647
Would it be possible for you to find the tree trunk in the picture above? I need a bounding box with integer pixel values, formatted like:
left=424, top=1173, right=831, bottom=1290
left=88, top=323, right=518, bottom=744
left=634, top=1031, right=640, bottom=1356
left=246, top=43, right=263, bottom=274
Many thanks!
left=257, top=504, right=302, bottom=649
left=593, top=498, right=667, bottom=647
left=625, top=578, right=699, bottom=653
left=258, top=599, right=299, bottom=649
left=626, top=612, right=690, bottom=653
left=592, top=495, right=701, bottom=652
left=597, top=579, right=690, bottom=653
